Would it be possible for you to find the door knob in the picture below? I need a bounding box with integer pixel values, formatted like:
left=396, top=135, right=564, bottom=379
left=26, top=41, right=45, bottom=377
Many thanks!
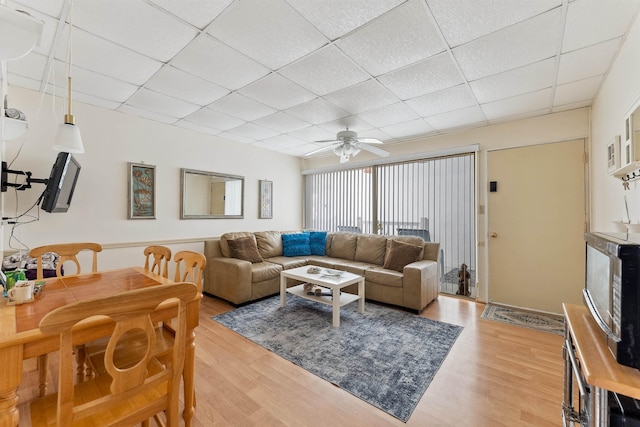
left=490, top=232, right=498, bottom=238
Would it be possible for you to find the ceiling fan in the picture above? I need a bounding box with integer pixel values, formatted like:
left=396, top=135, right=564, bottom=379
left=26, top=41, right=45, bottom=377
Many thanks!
left=305, top=128, right=390, bottom=163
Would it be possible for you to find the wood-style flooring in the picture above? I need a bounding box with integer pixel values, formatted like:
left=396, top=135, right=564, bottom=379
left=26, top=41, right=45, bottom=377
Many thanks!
left=17, top=294, right=565, bottom=426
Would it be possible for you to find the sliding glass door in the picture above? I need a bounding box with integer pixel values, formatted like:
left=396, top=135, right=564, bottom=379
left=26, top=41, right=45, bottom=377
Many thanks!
left=304, top=153, right=476, bottom=297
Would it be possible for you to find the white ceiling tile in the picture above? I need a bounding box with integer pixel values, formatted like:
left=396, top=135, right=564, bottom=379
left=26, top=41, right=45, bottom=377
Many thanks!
left=184, top=108, right=246, bottom=131
left=217, top=131, right=255, bottom=144
left=148, top=0, right=233, bottom=30
left=427, top=0, right=561, bottom=47
left=286, top=0, right=404, bottom=40
left=453, top=8, right=562, bottom=81
left=208, top=93, right=277, bottom=121
left=281, top=142, right=323, bottom=156
left=56, top=26, right=163, bottom=86
left=562, top=0, right=640, bottom=52
left=324, top=79, right=399, bottom=114
left=259, top=134, right=307, bottom=149
left=226, top=122, right=280, bottom=140
left=356, top=102, right=420, bottom=128
left=318, top=117, right=376, bottom=134
left=379, top=118, right=435, bottom=138
left=554, top=75, right=603, bottom=106
left=73, top=0, right=198, bottom=62
left=174, top=120, right=223, bottom=136
left=207, top=0, right=327, bottom=70
left=145, top=66, right=229, bottom=106
left=285, top=98, right=349, bottom=124
left=470, top=58, right=556, bottom=104
left=49, top=61, right=139, bottom=103
left=423, top=105, right=486, bottom=131
left=6, top=51, right=47, bottom=82
left=238, top=73, right=316, bottom=110
left=118, top=104, right=177, bottom=124
left=405, top=85, right=477, bottom=117
left=336, top=0, right=446, bottom=76
left=7, top=73, right=42, bottom=91
left=557, top=38, right=620, bottom=84
left=287, top=126, right=337, bottom=143
left=254, top=112, right=310, bottom=133
left=378, top=52, right=465, bottom=100
left=481, top=88, right=552, bottom=121
left=126, top=88, right=201, bottom=119
left=67, top=92, right=122, bottom=110
left=279, top=45, right=370, bottom=96
left=171, top=35, right=270, bottom=91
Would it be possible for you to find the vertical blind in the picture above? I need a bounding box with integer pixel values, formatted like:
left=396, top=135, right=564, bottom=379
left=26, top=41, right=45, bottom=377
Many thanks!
left=304, top=153, right=476, bottom=278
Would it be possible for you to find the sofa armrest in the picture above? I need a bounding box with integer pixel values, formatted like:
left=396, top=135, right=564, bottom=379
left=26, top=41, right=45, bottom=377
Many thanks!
left=204, top=257, right=253, bottom=305
left=402, top=259, right=439, bottom=312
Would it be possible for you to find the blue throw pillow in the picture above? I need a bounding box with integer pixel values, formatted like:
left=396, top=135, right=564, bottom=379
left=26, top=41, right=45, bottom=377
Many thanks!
left=309, top=231, right=327, bottom=256
left=282, top=232, right=311, bottom=257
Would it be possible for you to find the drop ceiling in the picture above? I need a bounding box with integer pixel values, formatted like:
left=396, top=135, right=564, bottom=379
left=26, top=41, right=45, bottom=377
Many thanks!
left=4, top=0, right=640, bottom=158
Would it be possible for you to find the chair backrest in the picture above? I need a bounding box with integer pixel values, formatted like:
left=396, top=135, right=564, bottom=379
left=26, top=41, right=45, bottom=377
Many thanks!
left=38, top=282, right=197, bottom=426
left=174, top=251, right=206, bottom=291
left=29, top=242, right=103, bottom=279
left=143, top=245, right=172, bottom=278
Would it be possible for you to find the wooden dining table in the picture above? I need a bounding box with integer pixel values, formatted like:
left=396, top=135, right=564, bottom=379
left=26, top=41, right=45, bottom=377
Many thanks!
left=0, top=267, right=201, bottom=427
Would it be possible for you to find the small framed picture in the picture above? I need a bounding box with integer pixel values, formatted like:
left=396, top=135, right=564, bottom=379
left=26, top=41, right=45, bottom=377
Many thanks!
left=128, top=162, right=156, bottom=219
left=607, top=135, right=621, bottom=173
left=259, top=180, right=273, bottom=219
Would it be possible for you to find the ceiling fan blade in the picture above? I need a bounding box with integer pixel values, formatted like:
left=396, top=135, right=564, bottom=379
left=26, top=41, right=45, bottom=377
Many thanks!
left=357, top=137, right=383, bottom=144
left=314, top=138, right=340, bottom=143
left=359, top=143, right=390, bottom=157
left=305, top=143, right=340, bottom=157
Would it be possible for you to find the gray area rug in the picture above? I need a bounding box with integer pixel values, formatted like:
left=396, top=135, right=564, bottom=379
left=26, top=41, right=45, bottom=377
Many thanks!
left=481, top=304, right=565, bottom=335
left=212, top=295, right=463, bottom=422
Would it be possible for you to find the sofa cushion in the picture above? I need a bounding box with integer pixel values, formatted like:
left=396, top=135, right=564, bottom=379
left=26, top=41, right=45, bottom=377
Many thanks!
left=282, top=232, right=311, bottom=257
left=265, top=256, right=307, bottom=270
left=251, top=262, right=283, bottom=282
left=328, top=232, right=357, bottom=260
left=389, top=236, right=425, bottom=259
left=255, top=231, right=283, bottom=258
left=227, top=236, right=264, bottom=263
left=365, top=267, right=404, bottom=287
left=382, top=239, right=423, bottom=272
left=308, top=231, right=328, bottom=256
left=354, top=234, right=387, bottom=265
left=220, top=232, right=255, bottom=257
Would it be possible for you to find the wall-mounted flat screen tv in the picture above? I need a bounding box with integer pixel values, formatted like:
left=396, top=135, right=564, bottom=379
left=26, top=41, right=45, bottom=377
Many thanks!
left=40, top=152, right=81, bottom=213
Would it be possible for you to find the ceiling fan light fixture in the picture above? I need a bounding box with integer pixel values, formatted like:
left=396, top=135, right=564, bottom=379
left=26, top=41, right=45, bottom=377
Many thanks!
left=0, top=6, right=43, bottom=61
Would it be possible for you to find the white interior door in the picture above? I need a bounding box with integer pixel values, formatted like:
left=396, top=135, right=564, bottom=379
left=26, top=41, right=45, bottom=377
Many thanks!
left=487, top=140, right=586, bottom=313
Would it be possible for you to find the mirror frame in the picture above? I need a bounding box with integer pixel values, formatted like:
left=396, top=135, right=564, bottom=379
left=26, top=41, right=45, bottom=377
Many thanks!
left=180, top=168, right=244, bottom=219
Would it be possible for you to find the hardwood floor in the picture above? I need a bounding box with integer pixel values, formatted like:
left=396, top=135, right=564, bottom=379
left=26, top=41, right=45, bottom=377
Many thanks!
left=17, top=294, right=565, bottom=426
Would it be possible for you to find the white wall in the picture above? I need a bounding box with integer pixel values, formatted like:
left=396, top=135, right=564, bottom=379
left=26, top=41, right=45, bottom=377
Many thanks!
left=1, top=86, right=304, bottom=270
left=591, top=13, right=640, bottom=230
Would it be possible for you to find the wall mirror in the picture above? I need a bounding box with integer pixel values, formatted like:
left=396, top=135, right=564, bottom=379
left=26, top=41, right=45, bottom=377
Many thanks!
left=181, top=168, right=244, bottom=219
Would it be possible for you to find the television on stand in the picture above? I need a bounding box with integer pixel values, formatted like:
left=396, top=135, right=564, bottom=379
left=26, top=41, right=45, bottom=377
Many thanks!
left=40, top=152, right=81, bottom=213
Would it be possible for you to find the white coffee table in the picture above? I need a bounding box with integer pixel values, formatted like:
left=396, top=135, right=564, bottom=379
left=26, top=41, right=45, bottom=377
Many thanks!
left=280, top=266, right=365, bottom=327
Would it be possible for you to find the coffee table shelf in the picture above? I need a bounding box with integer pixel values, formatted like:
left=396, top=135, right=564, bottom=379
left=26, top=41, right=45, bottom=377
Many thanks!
left=286, top=284, right=361, bottom=307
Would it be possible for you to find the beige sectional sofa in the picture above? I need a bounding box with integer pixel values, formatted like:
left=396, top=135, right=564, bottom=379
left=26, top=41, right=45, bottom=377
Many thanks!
left=203, top=231, right=440, bottom=313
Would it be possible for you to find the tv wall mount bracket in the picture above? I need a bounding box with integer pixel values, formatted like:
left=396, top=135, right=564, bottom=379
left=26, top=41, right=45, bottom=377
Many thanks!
left=1, top=161, right=48, bottom=192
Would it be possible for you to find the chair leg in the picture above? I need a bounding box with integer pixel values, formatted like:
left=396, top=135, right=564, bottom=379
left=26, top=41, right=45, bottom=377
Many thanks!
left=37, top=354, right=48, bottom=397
left=75, top=344, right=87, bottom=382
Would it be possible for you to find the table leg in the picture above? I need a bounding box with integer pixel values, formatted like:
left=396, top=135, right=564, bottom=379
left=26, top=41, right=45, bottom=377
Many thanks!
left=280, top=275, right=287, bottom=307
left=358, top=279, right=365, bottom=314
left=332, top=290, right=340, bottom=327
left=0, top=345, right=23, bottom=427
left=182, top=329, right=196, bottom=427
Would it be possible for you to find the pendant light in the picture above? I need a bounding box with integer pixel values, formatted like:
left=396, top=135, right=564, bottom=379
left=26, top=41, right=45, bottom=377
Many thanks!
left=52, top=0, right=83, bottom=153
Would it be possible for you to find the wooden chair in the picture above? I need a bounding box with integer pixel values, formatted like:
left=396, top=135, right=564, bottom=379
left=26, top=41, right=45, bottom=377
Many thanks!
left=173, top=250, right=206, bottom=292
left=30, top=242, right=103, bottom=279
left=29, top=242, right=103, bottom=396
left=29, top=282, right=197, bottom=427
left=144, top=245, right=172, bottom=278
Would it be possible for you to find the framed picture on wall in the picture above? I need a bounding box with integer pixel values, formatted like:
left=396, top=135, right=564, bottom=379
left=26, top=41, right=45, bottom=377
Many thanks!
left=128, top=162, right=156, bottom=219
left=259, top=180, right=273, bottom=219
